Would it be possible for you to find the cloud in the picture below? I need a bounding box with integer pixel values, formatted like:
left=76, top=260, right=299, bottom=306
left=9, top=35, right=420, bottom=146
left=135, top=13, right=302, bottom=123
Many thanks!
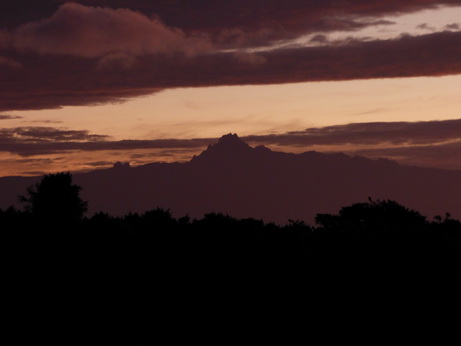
left=310, top=34, right=330, bottom=44
left=0, top=56, right=22, bottom=68
left=3, top=1, right=458, bottom=50
left=416, top=23, right=435, bottom=31
left=2, top=29, right=461, bottom=112
left=0, top=30, right=459, bottom=112
left=0, top=115, right=22, bottom=120
left=232, top=51, right=267, bottom=65
left=57, top=1, right=460, bottom=38
left=0, top=30, right=10, bottom=48
left=445, top=23, right=460, bottom=30
left=97, top=52, right=136, bottom=70
left=2, top=119, right=461, bottom=169
left=0, top=126, right=212, bottom=156
left=0, top=0, right=59, bottom=30
left=0, top=71, right=164, bottom=111
left=85, top=160, right=115, bottom=167
left=243, top=119, right=461, bottom=147
left=351, top=141, right=461, bottom=170
left=10, top=3, right=212, bottom=59
left=241, top=119, right=461, bottom=169
left=0, top=126, right=108, bottom=145
left=29, top=119, right=62, bottom=124
left=1, top=2, right=461, bottom=111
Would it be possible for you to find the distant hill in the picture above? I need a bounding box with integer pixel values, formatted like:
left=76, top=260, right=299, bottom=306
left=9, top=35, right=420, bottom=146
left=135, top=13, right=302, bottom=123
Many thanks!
left=1, top=133, right=460, bottom=224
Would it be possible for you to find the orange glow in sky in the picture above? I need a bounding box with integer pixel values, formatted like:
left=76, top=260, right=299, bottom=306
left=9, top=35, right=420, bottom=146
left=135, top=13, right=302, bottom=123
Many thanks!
left=1, top=2, right=460, bottom=176
left=6, top=75, right=461, bottom=140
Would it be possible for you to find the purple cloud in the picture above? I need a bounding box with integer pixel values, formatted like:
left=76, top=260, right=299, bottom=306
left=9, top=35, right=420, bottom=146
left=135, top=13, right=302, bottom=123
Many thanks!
left=1, top=1, right=460, bottom=111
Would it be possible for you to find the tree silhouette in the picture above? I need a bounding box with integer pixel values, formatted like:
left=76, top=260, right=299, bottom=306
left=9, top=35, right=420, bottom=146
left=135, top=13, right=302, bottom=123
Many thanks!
left=20, top=172, right=88, bottom=222
left=315, top=199, right=426, bottom=232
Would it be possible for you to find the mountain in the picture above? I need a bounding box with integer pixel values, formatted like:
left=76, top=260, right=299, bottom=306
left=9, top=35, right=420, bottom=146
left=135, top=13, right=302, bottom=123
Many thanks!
left=1, top=133, right=460, bottom=224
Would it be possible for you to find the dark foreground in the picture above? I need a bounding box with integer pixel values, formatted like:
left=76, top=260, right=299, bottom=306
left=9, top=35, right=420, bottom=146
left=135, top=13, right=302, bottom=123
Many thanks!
left=3, top=199, right=461, bottom=342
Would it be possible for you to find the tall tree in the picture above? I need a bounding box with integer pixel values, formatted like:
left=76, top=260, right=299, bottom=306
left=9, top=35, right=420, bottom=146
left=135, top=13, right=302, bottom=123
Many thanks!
left=20, top=172, right=88, bottom=222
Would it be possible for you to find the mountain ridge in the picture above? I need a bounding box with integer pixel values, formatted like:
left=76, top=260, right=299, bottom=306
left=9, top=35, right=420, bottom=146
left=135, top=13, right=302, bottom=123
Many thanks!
left=0, top=134, right=460, bottom=224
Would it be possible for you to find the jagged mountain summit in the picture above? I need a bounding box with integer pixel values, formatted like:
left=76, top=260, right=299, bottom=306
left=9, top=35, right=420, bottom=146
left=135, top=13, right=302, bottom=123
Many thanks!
left=0, top=133, right=460, bottom=224
left=206, top=133, right=252, bottom=152
left=191, top=133, right=263, bottom=164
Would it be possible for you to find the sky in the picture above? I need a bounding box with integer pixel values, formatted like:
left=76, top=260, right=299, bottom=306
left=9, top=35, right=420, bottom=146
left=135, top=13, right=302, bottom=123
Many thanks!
left=1, top=0, right=461, bottom=176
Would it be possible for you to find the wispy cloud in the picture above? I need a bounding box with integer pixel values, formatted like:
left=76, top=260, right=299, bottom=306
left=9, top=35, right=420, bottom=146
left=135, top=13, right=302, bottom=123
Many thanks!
left=0, top=126, right=212, bottom=156
left=0, top=126, right=108, bottom=143
left=243, top=119, right=461, bottom=169
left=1, top=120, right=461, bottom=170
left=0, top=114, right=22, bottom=120
left=244, top=119, right=461, bottom=147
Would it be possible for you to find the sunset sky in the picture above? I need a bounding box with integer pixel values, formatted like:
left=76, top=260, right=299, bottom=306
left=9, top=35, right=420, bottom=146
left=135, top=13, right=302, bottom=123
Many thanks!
left=1, top=0, right=461, bottom=176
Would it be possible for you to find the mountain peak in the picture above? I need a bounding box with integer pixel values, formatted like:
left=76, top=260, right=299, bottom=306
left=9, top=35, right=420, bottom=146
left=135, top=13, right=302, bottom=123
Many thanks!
left=215, top=133, right=250, bottom=149
left=191, top=133, right=253, bottom=163
left=218, top=133, right=242, bottom=143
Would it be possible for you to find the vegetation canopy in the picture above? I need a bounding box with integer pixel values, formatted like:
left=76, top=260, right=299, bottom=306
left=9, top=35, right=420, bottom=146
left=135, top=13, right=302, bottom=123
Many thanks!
left=3, top=172, right=461, bottom=329
left=19, top=172, right=88, bottom=222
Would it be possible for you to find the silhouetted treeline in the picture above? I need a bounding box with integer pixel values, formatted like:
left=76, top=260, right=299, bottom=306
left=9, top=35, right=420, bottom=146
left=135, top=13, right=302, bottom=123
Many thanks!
left=3, top=198, right=461, bottom=295
left=3, top=196, right=461, bottom=342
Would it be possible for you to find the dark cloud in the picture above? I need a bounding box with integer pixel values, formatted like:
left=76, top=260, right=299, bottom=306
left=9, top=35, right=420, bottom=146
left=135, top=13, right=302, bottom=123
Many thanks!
left=11, top=3, right=212, bottom=58
left=356, top=140, right=461, bottom=159
left=84, top=161, right=114, bottom=167
left=351, top=141, right=461, bottom=170
left=241, top=119, right=461, bottom=169
left=0, top=127, right=108, bottom=143
left=2, top=119, right=461, bottom=169
left=51, top=1, right=460, bottom=39
left=445, top=23, right=460, bottom=30
left=310, top=34, right=329, bottom=44
left=0, top=0, right=59, bottom=30
left=416, top=23, right=435, bottom=31
left=0, top=1, right=443, bottom=52
left=0, top=56, right=22, bottom=68
left=0, top=114, right=22, bottom=120
left=243, top=119, right=461, bottom=147
left=0, top=126, right=212, bottom=156
left=0, top=127, right=110, bottom=155
left=19, top=170, right=47, bottom=176
left=129, top=149, right=200, bottom=160
left=232, top=51, right=267, bottom=65
left=2, top=1, right=459, bottom=44
left=1, top=29, right=461, bottom=112
left=0, top=1, right=461, bottom=111
left=16, top=158, right=55, bottom=164
left=29, top=119, right=63, bottom=124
